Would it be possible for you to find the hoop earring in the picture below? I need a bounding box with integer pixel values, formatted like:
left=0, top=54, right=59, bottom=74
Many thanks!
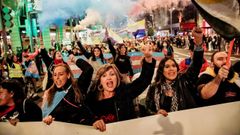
left=98, top=84, right=103, bottom=91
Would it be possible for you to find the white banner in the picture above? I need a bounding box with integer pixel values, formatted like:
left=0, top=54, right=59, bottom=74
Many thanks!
left=0, top=101, right=240, bottom=135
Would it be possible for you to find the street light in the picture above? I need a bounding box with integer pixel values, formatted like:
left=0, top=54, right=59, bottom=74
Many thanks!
left=170, top=7, right=175, bottom=36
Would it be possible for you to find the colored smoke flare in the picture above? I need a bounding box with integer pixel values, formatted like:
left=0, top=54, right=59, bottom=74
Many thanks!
left=226, top=39, right=235, bottom=67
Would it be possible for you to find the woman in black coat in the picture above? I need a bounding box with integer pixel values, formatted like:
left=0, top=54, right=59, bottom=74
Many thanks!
left=146, top=27, right=204, bottom=116
left=41, top=56, right=105, bottom=131
left=86, top=44, right=156, bottom=123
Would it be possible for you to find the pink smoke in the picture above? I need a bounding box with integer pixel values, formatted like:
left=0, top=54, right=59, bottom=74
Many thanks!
left=129, top=0, right=190, bottom=17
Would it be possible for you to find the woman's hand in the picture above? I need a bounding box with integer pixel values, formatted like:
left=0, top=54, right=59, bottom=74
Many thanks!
left=8, top=118, right=19, bottom=126
left=43, top=115, right=55, bottom=125
left=69, top=54, right=77, bottom=63
left=93, top=119, right=106, bottom=132
left=157, top=109, right=168, bottom=117
left=141, top=43, right=153, bottom=63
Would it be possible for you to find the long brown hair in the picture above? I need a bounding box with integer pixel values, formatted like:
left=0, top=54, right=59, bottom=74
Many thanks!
left=46, top=63, right=83, bottom=106
left=91, top=64, right=123, bottom=100
left=155, top=57, right=179, bottom=83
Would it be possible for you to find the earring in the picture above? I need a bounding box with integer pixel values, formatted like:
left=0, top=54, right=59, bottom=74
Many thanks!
left=98, top=84, right=103, bottom=91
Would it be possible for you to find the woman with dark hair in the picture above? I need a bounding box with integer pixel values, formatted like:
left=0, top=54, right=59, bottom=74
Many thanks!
left=41, top=56, right=105, bottom=131
left=0, top=79, right=42, bottom=126
left=86, top=44, right=156, bottom=123
left=145, top=27, right=204, bottom=116
left=108, top=39, right=134, bottom=83
left=77, top=41, right=106, bottom=79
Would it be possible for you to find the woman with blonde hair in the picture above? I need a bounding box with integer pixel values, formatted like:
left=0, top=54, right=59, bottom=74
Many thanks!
left=86, top=44, right=156, bottom=123
left=42, top=56, right=105, bottom=131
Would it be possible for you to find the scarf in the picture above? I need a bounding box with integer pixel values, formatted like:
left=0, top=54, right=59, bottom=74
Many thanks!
left=154, top=81, right=178, bottom=112
left=42, top=81, right=72, bottom=118
left=54, top=59, right=63, bottom=65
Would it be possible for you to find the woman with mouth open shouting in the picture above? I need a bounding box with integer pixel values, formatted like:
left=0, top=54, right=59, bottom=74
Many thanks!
left=86, top=43, right=156, bottom=124
left=42, top=55, right=106, bottom=131
left=145, top=27, right=204, bottom=117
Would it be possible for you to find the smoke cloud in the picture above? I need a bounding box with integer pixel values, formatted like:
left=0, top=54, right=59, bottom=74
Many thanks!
left=38, top=0, right=135, bottom=29
left=129, top=0, right=191, bottom=17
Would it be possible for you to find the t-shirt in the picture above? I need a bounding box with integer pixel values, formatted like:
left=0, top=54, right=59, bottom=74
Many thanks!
left=197, top=74, right=240, bottom=105
left=115, top=55, right=133, bottom=76
left=93, top=97, right=117, bottom=123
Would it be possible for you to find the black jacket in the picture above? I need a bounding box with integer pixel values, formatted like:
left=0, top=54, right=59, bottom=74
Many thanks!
left=87, top=58, right=156, bottom=122
left=146, top=49, right=204, bottom=113
left=40, top=48, right=54, bottom=89
left=0, top=99, right=42, bottom=122
left=49, top=86, right=97, bottom=125
left=75, top=58, right=94, bottom=96
left=44, top=58, right=94, bottom=125
left=76, top=41, right=92, bottom=59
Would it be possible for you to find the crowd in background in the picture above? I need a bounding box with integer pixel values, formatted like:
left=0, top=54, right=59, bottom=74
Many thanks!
left=0, top=28, right=240, bottom=132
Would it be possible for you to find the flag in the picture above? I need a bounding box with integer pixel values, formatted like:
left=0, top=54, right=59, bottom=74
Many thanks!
left=102, top=28, right=123, bottom=44
left=108, top=28, right=124, bottom=43
left=128, top=52, right=164, bottom=74
left=192, top=0, right=240, bottom=40
left=127, top=19, right=145, bottom=32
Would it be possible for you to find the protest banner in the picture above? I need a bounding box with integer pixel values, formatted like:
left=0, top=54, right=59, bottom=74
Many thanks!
left=1, top=101, right=239, bottom=135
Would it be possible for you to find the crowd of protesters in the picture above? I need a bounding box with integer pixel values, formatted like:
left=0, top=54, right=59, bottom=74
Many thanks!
left=0, top=27, right=240, bottom=132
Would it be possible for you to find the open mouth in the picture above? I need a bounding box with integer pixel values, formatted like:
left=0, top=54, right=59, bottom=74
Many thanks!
left=106, top=81, right=114, bottom=88
left=55, top=80, right=62, bottom=87
left=168, top=72, right=176, bottom=76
